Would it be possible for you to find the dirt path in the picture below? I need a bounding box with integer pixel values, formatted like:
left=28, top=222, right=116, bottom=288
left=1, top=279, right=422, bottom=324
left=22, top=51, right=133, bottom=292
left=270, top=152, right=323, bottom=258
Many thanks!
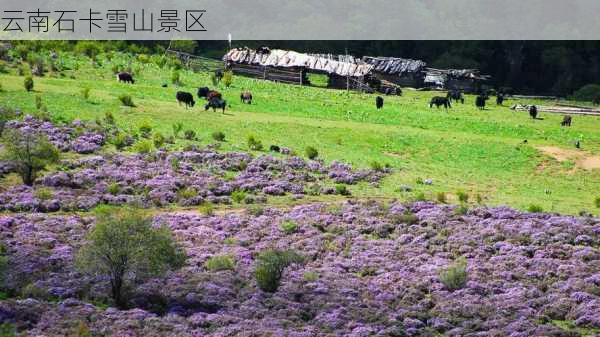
left=537, top=146, right=600, bottom=170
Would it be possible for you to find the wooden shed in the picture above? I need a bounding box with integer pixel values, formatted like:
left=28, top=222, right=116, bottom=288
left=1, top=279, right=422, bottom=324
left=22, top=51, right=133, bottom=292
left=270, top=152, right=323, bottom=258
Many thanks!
left=362, top=56, right=427, bottom=88
left=223, top=48, right=374, bottom=91
left=424, top=68, right=491, bottom=93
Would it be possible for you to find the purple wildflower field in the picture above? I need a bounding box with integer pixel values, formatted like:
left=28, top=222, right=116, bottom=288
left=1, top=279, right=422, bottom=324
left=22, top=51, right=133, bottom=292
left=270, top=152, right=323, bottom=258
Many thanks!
left=0, top=201, right=598, bottom=336
left=5, top=116, right=105, bottom=154
left=0, top=116, right=387, bottom=212
left=0, top=116, right=598, bottom=336
left=0, top=150, right=386, bottom=212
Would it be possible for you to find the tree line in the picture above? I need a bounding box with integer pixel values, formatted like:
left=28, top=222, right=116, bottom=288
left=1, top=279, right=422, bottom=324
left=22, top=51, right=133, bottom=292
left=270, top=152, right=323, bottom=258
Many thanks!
left=6, top=40, right=600, bottom=96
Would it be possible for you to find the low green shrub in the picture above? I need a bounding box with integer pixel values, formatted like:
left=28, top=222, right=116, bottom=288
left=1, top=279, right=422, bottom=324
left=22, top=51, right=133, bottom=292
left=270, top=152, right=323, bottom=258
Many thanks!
left=104, top=112, right=115, bottom=125
left=24, top=76, right=34, bottom=91
left=118, top=94, right=135, bottom=107
left=527, top=204, right=543, bottom=213
left=198, top=202, right=214, bottom=216
left=456, top=190, right=469, bottom=203
left=212, top=131, right=226, bottom=142
left=335, top=184, right=350, bottom=196
left=110, top=132, right=130, bottom=150
left=305, top=146, right=319, bottom=160
left=138, top=122, right=152, bottom=138
left=21, top=283, right=51, bottom=300
left=454, top=205, right=469, bottom=215
left=247, top=205, right=265, bottom=217
left=370, top=161, right=384, bottom=172
left=248, top=135, right=263, bottom=151
left=153, top=132, right=165, bottom=148
left=303, top=271, right=319, bottom=282
left=231, top=190, right=247, bottom=203
left=439, top=258, right=468, bottom=291
left=305, top=183, right=321, bottom=196
left=414, top=192, right=427, bottom=201
left=133, top=139, right=153, bottom=154
left=184, top=130, right=196, bottom=140
left=222, top=70, right=233, bottom=87
left=34, top=187, right=53, bottom=201
left=204, top=255, right=235, bottom=271
left=0, top=323, right=16, bottom=337
left=172, top=122, right=184, bottom=138
left=391, top=211, right=418, bottom=225
left=177, top=187, right=197, bottom=199
left=107, top=182, right=120, bottom=196
left=280, top=220, right=298, bottom=234
left=255, top=249, right=303, bottom=292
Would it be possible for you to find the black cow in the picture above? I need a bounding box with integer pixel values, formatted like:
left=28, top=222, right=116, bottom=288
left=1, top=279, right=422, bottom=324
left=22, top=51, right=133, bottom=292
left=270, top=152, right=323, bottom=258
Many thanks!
left=561, top=115, right=572, bottom=127
left=430, top=97, right=451, bottom=109
left=241, top=90, right=253, bottom=104
left=475, top=95, right=488, bottom=110
left=197, top=87, right=222, bottom=101
left=117, top=72, right=135, bottom=84
left=446, top=90, right=464, bottom=104
left=214, top=69, right=224, bottom=83
left=269, top=145, right=281, bottom=152
left=376, top=96, right=384, bottom=109
left=198, top=87, right=210, bottom=99
left=529, top=105, right=538, bottom=119
left=205, top=98, right=227, bottom=113
left=176, top=91, right=195, bottom=108
left=496, top=93, right=505, bottom=106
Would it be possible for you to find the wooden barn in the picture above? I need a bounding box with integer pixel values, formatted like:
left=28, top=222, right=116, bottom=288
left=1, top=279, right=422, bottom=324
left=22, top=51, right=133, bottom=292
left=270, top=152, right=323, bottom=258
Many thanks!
left=362, top=56, right=427, bottom=88
left=424, top=68, right=491, bottom=93
left=223, top=48, right=374, bottom=91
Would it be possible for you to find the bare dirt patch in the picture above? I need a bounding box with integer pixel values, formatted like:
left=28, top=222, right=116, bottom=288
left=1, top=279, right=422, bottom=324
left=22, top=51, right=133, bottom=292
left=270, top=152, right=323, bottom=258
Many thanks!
left=537, top=146, right=600, bottom=170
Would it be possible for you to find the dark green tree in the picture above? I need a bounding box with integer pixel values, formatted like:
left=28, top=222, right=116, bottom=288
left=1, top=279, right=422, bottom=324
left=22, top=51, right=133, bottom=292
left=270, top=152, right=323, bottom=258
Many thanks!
left=76, top=207, right=186, bottom=308
left=1, top=129, right=60, bottom=186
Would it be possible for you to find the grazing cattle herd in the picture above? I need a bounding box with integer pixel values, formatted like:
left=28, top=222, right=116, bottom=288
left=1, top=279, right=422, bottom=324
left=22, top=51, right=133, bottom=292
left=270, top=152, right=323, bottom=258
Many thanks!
left=430, top=96, right=451, bottom=109
left=175, top=91, right=195, bottom=108
left=446, top=90, right=464, bottom=104
left=475, top=94, right=488, bottom=110
left=116, top=72, right=135, bottom=84
left=529, top=105, right=538, bottom=119
left=376, top=96, right=384, bottom=109
left=115, top=70, right=578, bottom=127
left=240, top=90, right=253, bottom=104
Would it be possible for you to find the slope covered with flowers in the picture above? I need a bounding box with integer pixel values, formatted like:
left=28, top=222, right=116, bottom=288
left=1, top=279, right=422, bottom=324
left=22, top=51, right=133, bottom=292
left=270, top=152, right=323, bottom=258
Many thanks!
left=0, top=201, right=598, bottom=336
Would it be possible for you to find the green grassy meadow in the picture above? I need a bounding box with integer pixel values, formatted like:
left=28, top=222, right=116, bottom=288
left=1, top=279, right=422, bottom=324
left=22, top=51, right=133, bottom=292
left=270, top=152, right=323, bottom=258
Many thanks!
left=0, top=52, right=599, bottom=214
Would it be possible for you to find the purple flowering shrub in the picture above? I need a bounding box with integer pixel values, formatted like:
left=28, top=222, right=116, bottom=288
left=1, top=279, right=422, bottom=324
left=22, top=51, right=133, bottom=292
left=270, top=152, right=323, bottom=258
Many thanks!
left=4, top=115, right=105, bottom=154
left=0, top=149, right=389, bottom=212
left=0, top=202, right=598, bottom=336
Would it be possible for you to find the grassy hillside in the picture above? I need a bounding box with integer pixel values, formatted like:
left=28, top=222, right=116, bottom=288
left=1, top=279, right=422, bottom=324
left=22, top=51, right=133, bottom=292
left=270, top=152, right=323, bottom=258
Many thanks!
left=0, top=52, right=599, bottom=214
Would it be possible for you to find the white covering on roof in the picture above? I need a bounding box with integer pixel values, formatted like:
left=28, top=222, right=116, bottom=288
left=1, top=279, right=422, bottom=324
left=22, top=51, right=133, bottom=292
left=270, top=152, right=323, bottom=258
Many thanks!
left=424, top=72, right=447, bottom=87
left=362, top=56, right=426, bottom=76
left=224, top=48, right=373, bottom=77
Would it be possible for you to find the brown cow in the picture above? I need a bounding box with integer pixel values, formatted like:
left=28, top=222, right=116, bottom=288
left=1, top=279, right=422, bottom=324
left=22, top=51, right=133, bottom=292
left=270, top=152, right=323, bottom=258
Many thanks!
left=240, top=90, right=253, bottom=104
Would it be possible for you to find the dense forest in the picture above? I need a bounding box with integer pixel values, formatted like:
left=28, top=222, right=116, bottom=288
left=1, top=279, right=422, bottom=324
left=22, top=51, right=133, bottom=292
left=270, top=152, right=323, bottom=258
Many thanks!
left=5, top=40, right=600, bottom=96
